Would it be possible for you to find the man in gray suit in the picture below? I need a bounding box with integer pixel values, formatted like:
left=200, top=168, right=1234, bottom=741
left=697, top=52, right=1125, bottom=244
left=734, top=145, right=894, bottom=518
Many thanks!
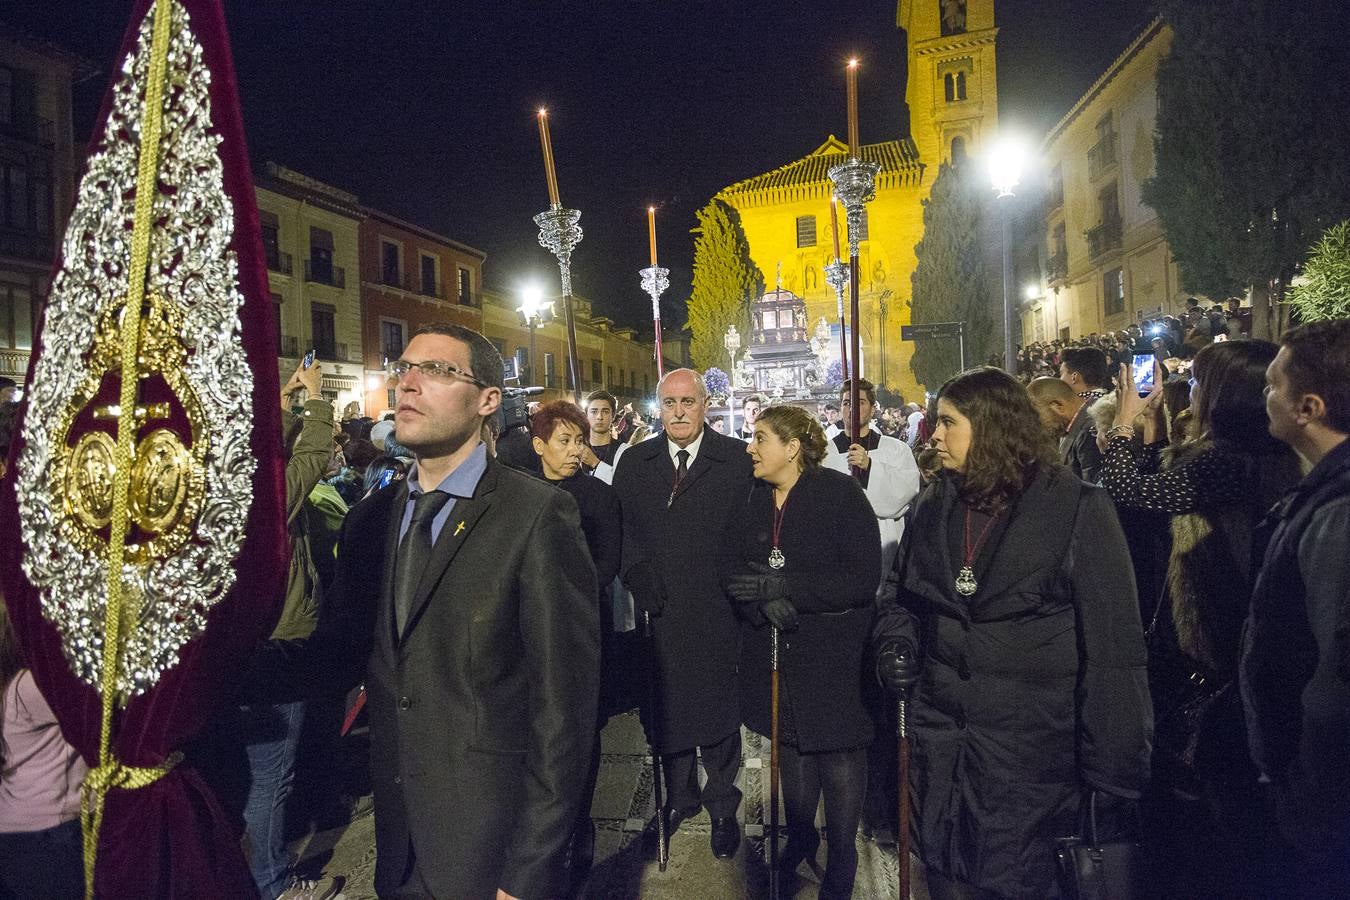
left=315, top=323, right=599, bottom=899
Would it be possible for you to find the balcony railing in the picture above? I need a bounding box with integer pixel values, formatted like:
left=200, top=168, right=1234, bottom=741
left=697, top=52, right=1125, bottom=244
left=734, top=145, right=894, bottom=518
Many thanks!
left=266, top=251, right=293, bottom=275
left=280, top=335, right=300, bottom=358
left=1088, top=135, right=1117, bottom=181
left=0, top=347, right=29, bottom=377
left=1046, top=249, right=1069, bottom=282
left=304, top=260, right=346, bottom=288
left=1086, top=216, right=1123, bottom=261
left=377, top=271, right=448, bottom=300
left=457, top=290, right=481, bottom=308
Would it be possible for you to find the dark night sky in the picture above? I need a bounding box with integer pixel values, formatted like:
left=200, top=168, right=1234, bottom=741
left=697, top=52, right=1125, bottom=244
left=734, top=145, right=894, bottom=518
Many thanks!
left=13, top=0, right=1154, bottom=329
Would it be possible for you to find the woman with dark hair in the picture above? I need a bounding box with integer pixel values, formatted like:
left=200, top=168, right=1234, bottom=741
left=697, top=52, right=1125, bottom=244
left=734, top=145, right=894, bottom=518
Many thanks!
left=0, top=599, right=86, bottom=899
left=528, top=400, right=622, bottom=883
left=873, top=367, right=1151, bottom=900
left=726, top=404, right=880, bottom=899
left=1101, top=340, right=1302, bottom=897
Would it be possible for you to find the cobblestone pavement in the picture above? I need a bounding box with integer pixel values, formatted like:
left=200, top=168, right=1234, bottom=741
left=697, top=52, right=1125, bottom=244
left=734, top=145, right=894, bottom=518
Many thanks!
left=290, top=712, right=920, bottom=899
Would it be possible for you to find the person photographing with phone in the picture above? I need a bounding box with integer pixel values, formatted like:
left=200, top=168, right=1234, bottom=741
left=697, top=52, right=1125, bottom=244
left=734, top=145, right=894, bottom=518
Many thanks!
left=1098, top=340, right=1303, bottom=896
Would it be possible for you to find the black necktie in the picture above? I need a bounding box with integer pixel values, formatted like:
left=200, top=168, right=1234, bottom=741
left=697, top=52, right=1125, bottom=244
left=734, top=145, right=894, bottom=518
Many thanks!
left=393, top=489, right=450, bottom=636
left=668, top=449, right=690, bottom=508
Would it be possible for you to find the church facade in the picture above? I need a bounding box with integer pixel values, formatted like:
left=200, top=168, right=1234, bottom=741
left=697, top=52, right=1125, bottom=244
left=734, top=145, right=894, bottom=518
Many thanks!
left=714, top=0, right=998, bottom=400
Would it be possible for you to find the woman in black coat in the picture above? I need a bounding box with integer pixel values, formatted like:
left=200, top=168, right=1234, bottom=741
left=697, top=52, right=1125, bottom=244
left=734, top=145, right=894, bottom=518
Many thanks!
left=874, top=368, right=1152, bottom=900
left=726, top=404, right=881, bottom=899
left=530, top=400, right=623, bottom=879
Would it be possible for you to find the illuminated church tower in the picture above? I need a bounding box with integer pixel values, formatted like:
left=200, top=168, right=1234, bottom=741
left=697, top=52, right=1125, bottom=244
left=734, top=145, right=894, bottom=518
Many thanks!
left=899, top=0, right=1000, bottom=167
left=714, top=0, right=1000, bottom=399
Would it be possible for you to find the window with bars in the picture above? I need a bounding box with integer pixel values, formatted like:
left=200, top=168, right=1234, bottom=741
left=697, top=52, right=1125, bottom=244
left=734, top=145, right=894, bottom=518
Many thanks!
left=310, top=301, right=336, bottom=359
left=380, top=240, right=401, bottom=286
left=795, top=215, right=817, bottom=249
left=420, top=254, right=438, bottom=296
left=380, top=319, right=405, bottom=364
left=0, top=281, right=34, bottom=350
left=1103, top=267, right=1125, bottom=316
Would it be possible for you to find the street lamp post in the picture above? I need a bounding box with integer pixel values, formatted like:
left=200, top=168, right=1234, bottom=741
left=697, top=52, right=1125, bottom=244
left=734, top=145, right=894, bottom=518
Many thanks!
left=988, top=135, right=1028, bottom=376
left=724, top=324, right=741, bottom=435
left=518, top=285, right=551, bottom=387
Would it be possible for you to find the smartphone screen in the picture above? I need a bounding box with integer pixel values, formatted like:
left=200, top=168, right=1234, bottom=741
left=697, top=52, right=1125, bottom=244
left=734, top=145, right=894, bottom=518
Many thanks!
left=376, top=468, right=396, bottom=490
left=1213, top=334, right=1228, bottom=343
left=302, top=349, right=316, bottom=369
left=1131, top=354, right=1156, bottom=393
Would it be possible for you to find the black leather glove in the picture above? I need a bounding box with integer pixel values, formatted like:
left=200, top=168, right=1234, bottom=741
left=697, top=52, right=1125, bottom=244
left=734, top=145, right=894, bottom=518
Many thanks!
left=725, top=569, right=790, bottom=606
left=876, top=641, right=921, bottom=693
left=761, top=597, right=799, bottom=631
left=626, top=561, right=667, bottom=618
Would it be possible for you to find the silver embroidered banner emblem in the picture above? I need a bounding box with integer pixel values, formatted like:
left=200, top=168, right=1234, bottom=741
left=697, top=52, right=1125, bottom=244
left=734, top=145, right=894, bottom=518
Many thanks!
left=16, top=2, right=255, bottom=700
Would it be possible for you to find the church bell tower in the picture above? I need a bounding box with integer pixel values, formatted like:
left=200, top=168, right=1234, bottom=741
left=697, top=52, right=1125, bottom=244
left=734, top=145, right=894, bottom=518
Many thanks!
left=898, top=0, right=1000, bottom=169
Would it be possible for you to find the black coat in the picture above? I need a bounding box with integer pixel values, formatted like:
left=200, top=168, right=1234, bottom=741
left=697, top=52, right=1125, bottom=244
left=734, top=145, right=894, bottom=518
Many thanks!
left=1241, top=438, right=1350, bottom=854
left=1060, top=404, right=1103, bottom=484
left=316, top=458, right=599, bottom=899
left=612, top=429, right=755, bottom=751
left=873, top=467, right=1152, bottom=899
left=734, top=468, right=881, bottom=752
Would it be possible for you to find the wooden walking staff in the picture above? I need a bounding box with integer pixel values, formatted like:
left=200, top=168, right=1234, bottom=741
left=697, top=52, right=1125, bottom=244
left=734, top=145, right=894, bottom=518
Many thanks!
left=534, top=108, right=583, bottom=401
left=898, top=694, right=912, bottom=900
left=769, top=626, right=782, bottom=900
left=644, top=611, right=669, bottom=871
left=846, top=60, right=863, bottom=479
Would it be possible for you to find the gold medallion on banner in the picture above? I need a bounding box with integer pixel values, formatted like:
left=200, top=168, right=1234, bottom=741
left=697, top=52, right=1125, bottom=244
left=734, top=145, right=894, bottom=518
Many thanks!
left=52, top=292, right=208, bottom=566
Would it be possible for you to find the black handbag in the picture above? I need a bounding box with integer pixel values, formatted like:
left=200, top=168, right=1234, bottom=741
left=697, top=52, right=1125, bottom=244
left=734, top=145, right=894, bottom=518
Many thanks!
left=1055, top=792, right=1146, bottom=900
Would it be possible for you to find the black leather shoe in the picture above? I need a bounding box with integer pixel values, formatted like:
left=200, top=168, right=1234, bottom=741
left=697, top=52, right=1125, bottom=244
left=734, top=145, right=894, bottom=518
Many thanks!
left=710, top=816, right=740, bottom=859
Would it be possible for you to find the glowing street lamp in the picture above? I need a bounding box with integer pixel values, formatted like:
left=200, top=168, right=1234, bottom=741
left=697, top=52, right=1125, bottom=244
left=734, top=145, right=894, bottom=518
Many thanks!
left=517, top=284, right=552, bottom=387
left=987, top=134, right=1029, bottom=374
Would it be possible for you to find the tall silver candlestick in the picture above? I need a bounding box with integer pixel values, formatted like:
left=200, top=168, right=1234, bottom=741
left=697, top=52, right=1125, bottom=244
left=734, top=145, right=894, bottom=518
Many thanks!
left=828, top=156, right=879, bottom=466
left=640, top=265, right=670, bottom=380
left=535, top=205, right=584, bottom=399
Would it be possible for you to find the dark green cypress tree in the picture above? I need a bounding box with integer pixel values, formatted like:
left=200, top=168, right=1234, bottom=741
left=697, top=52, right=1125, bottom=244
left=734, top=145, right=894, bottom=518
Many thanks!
left=1143, top=0, right=1350, bottom=338
left=909, top=161, right=992, bottom=389
left=685, top=199, right=761, bottom=371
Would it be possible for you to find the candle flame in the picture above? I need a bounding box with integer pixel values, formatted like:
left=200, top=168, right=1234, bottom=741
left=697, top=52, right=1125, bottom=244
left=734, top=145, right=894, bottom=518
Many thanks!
left=848, top=58, right=859, bottom=68
left=648, top=205, right=655, bottom=213
left=538, top=107, right=547, bottom=117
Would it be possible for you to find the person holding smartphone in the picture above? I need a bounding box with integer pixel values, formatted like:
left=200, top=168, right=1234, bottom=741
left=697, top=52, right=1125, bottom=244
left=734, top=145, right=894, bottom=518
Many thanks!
left=1098, top=341, right=1303, bottom=896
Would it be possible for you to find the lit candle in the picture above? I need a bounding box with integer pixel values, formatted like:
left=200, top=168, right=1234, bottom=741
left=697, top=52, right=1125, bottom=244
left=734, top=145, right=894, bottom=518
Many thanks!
left=537, top=108, right=561, bottom=207
left=829, top=196, right=842, bottom=259
left=846, top=58, right=860, bottom=158
left=647, top=206, right=658, bottom=266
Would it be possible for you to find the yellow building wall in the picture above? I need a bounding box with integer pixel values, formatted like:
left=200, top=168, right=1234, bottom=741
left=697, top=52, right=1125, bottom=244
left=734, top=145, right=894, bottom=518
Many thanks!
left=726, top=180, right=926, bottom=403
left=712, top=0, right=1002, bottom=399
left=257, top=183, right=365, bottom=412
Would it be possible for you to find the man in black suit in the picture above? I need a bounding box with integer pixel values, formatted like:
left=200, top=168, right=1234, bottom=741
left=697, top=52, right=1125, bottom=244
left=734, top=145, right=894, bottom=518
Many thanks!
left=612, top=368, right=754, bottom=860
left=318, top=323, right=599, bottom=899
